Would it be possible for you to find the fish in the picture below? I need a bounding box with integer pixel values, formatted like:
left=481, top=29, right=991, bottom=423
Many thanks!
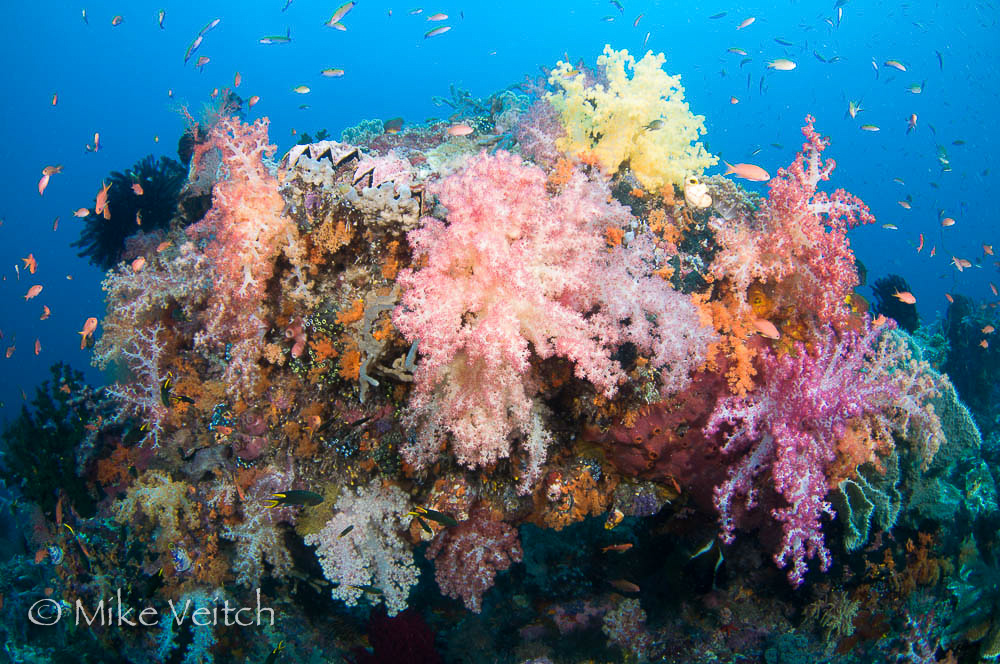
left=73, top=207, right=90, bottom=218
left=263, top=491, right=325, bottom=509
left=320, top=68, right=345, bottom=77
left=448, top=123, right=474, bottom=136
left=736, top=16, right=755, bottom=29
left=727, top=47, right=747, bottom=55
left=425, top=25, right=451, bottom=38
left=196, top=56, right=210, bottom=70
left=292, top=85, right=310, bottom=94
left=941, top=217, right=955, bottom=227
left=633, top=14, right=643, bottom=27
left=774, top=37, right=795, bottom=46
left=234, top=72, right=241, bottom=87
left=601, top=543, right=633, bottom=553
left=111, top=15, right=123, bottom=26
left=260, top=29, right=292, bottom=44
left=860, top=124, right=880, bottom=132
left=951, top=256, right=971, bottom=271
left=384, top=117, right=404, bottom=133
left=690, top=539, right=715, bottom=559
left=79, top=317, right=98, bottom=349
left=82, top=9, right=87, bottom=24
left=38, top=174, right=50, bottom=196
left=24, top=285, right=43, bottom=300
left=34, top=339, right=40, bottom=355
left=935, top=50, right=943, bottom=70
left=95, top=180, right=111, bottom=219
left=930, top=246, right=936, bottom=257
left=981, top=340, right=990, bottom=349
left=984, top=325, right=995, bottom=335
left=892, top=291, right=916, bottom=305
left=199, top=18, right=221, bottom=35
left=248, top=95, right=261, bottom=108
left=984, top=244, right=994, bottom=256
left=730, top=96, right=739, bottom=104
left=184, top=35, right=203, bottom=63
left=158, top=9, right=165, bottom=29
left=4, top=345, right=12, bottom=359
left=752, top=318, right=781, bottom=339
left=22, top=254, right=37, bottom=274
left=51, top=93, right=57, bottom=106
left=767, top=59, right=796, bottom=71
left=338, top=525, right=354, bottom=538
left=873, top=314, right=889, bottom=327
left=282, top=0, right=293, bottom=10
left=427, top=12, right=448, bottom=21
left=408, top=505, right=458, bottom=527
left=643, top=119, right=664, bottom=131
left=131, top=256, right=146, bottom=272
left=814, top=51, right=827, bottom=63
left=131, top=182, right=144, bottom=196
left=327, top=1, right=356, bottom=25
left=605, top=508, right=625, bottom=530
left=945, top=293, right=954, bottom=303
left=916, top=233, right=924, bottom=253
left=906, top=114, right=917, bottom=134
left=265, top=641, right=285, bottom=664
left=884, top=59, right=906, bottom=71
left=882, top=224, right=898, bottom=230
left=906, top=81, right=925, bottom=94
left=609, top=579, right=640, bottom=593
left=42, top=165, right=62, bottom=176
left=40, top=306, right=50, bottom=320
left=723, top=161, right=770, bottom=181
left=846, top=100, right=863, bottom=119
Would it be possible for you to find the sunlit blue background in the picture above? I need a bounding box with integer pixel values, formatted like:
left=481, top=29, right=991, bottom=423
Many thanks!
left=0, top=0, right=996, bottom=422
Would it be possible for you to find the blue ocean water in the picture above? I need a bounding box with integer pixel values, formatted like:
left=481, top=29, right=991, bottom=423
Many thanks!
left=0, top=0, right=995, bottom=418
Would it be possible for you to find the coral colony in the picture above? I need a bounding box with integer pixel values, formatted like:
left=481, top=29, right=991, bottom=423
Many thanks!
left=2, top=46, right=995, bottom=663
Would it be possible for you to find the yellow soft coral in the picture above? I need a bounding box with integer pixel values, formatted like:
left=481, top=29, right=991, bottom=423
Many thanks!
left=547, top=45, right=717, bottom=189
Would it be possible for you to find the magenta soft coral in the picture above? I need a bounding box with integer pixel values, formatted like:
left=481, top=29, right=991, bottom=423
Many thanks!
left=705, top=323, right=900, bottom=586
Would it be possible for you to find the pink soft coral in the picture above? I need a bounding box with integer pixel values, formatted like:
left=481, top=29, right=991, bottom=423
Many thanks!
left=710, top=115, right=875, bottom=326
left=186, top=116, right=290, bottom=393
left=394, top=151, right=712, bottom=472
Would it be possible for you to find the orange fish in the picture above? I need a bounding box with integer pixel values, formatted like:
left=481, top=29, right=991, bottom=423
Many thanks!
left=95, top=181, right=111, bottom=219
left=447, top=124, right=474, bottom=137
left=34, top=548, right=48, bottom=564
left=248, top=95, right=260, bottom=108
left=736, top=16, right=755, bottom=29
left=5, top=345, right=13, bottom=358
left=752, top=318, right=781, bottom=339
left=111, top=14, right=123, bottom=25
left=981, top=340, right=990, bottom=349
left=52, top=216, right=59, bottom=231
left=131, top=182, right=143, bottom=195
left=51, top=93, right=58, bottom=106
left=892, top=290, right=916, bottom=304
left=38, top=173, right=50, bottom=196
left=609, top=579, right=641, bottom=593
left=22, top=254, right=37, bottom=274
left=873, top=314, right=889, bottom=327
left=724, top=161, right=770, bottom=181
left=991, top=283, right=998, bottom=296
left=42, top=165, right=63, bottom=176
left=24, top=284, right=43, bottom=300
left=985, top=244, right=994, bottom=256
left=79, top=317, right=98, bottom=349
left=601, top=543, right=634, bottom=553
left=131, top=256, right=146, bottom=272
left=941, top=217, right=956, bottom=227
left=40, top=305, right=50, bottom=320
left=930, top=245, right=937, bottom=257
left=234, top=71, right=242, bottom=87
left=210, top=88, right=219, bottom=98
left=916, top=233, right=924, bottom=253
left=983, top=325, right=995, bottom=335
left=34, top=339, right=41, bottom=355
left=156, top=240, right=172, bottom=252
left=952, top=256, right=972, bottom=271
left=73, top=207, right=90, bottom=218
left=93, top=132, right=100, bottom=151
left=897, top=200, right=911, bottom=209
left=945, top=293, right=954, bottom=303
left=730, top=96, right=739, bottom=104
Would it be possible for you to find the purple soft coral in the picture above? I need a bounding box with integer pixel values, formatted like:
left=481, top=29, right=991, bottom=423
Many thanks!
left=705, top=324, right=899, bottom=586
